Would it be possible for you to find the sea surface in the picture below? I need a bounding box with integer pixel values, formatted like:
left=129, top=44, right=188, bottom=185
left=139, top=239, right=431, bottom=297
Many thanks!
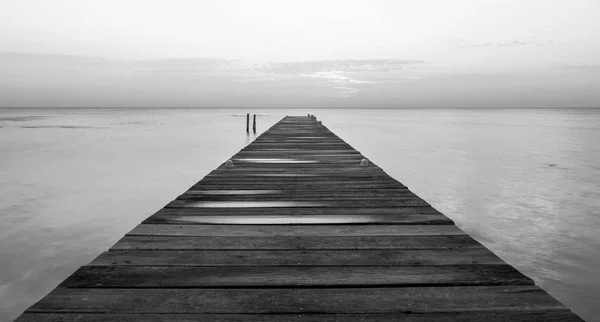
left=1, top=108, right=599, bottom=321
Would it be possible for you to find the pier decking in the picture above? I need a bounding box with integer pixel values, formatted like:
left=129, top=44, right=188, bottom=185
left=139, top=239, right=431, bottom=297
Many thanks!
left=16, top=116, right=583, bottom=321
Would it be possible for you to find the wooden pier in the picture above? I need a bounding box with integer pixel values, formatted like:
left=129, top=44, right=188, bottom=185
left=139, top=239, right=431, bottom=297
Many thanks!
left=16, top=116, right=583, bottom=321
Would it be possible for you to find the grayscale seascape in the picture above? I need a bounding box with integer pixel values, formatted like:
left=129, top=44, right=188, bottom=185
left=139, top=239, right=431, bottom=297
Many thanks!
left=2, top=1, right=600, bottom=320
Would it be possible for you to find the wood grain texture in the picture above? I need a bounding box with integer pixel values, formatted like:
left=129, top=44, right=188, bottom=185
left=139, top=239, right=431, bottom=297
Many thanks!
left=110, top=235, right=482, bottom=250
left=90, top=249, right=506, bottom=266
left=190, top=183, right=408, bottom=190
left=148, top=206, right=443, bottom=217
left=176, top=191, right=423, bottom=201
left=14, top=311, right=586, bottom=322
left=60, top=265, right=534, bottom=288
left=166, top=199, right=431, bottom=208
left=127, top=224, right=467, bottom=236
left=143, top=214, right=454, bottom=225
left=26, top=286, right=568, bottom=313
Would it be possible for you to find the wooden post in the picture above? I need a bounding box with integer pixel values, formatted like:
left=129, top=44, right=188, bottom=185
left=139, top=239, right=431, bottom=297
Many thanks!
left=253, top=114, right=256, bottom=133
left=246, top=113, right=249, bottom=132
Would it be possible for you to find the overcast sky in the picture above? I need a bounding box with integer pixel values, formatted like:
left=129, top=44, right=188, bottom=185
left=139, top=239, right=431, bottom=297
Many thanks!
left=1, top=0, right=599, bottom=108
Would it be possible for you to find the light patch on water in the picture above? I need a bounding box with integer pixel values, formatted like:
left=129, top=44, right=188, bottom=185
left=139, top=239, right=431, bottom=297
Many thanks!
left=235, top=158, right=318, bottom=163
left=185, top=201, right=325, bottom=208
left=185, top=190, right=281, bottom=195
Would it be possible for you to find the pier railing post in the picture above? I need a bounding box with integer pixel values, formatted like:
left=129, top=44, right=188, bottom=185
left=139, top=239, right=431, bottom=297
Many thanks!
left=246, top=113, right=249, bottom=132
left=253, top=114, right=256, bottom=133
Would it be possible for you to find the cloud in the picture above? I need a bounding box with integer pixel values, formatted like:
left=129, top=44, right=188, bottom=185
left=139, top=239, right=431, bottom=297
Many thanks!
left=0, top=53, right=425, bottom=105
left=299, top=71, right=375, bottom=84
left=458, top=40, right=550, bottom=49
left=312, top=86, right=360, bottom=98
left=261, top=59, right=427, bottom=74
left=299, top=70, right=376, bottom=98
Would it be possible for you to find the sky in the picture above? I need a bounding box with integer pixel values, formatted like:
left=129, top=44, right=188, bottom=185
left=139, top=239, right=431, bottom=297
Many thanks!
left=1, top=0, right=599, bottom=108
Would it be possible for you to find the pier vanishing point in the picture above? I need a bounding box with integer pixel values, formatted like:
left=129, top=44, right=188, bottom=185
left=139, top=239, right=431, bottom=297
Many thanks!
left=16, top=116, right=584, bottom=321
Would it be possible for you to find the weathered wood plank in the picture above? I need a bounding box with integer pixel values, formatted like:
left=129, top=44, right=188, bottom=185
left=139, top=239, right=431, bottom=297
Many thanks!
left=212, top=164, right=383, bottom=169
left=190, top=183, right=408, bottom=189
left=217, top=166, right=380, bottom=170
left=194, top=175, right=401, bottom=181
left=234, top=149, right=362, bottom=153
left=194, top=178, right=403, bottom=184
left=143, top=214, right=453, bottom=225
left=26, top=286, right=569, bottom=313
left=204, top=173, right=390, bottom=178
left=174, top=196, right=425, bottom=202
left=60, top=265, right=534, bottom=288
left=166, top=199, right=431, bottom=208
left=127, top=224, right=466, bottom=236
left=184, top=186, right=410, bottom=192
left=110, top=235, right=481, bottom=250
left=150, top=207, right=442, bottom=216
left=14, top=311, right=586, bottom=322
left=228, top=160, right=369, bottom=165
left=90, top=249, right=506, bottom=266
left=178, top=190, right=422, bottom=199
left=175, top=194, right=426, bottom=202
left=202, top=175, right=395, bottom=181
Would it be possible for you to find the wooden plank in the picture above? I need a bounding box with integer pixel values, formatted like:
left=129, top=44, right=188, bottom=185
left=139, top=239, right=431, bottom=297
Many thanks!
left=180, top=190, right=419, bottom=197
left=26, top=286, right=569, bottom=313
left=149, top=206, right=443, bottom=216
left=175, top=193, right=425, bottom=201
left=90, top=248, right=507, bottom=266
left=232, top=153, right=362, bottom=156
left=194, top=178, right=403, bottom=184
left=229, top=160, right=369, bottom=165
left=204, top=172, right=389, bottom=177
left=143, top=214, right=453, bottom=225
left=194, top=176, right=402, bottom=182
left=174, top=195, right=425, bottom=202
left=184, top=185, right=410, bottom=192
left=189, top=183, right=408, bottom=189
left=202, top=175, right=395, bottom=180
left=14, top=311, right=587, bottom=322
left=145, top=206, right=444, bottom=221
left=209, top=167, right=386, bottom=173
left=240, top=145, right=355, bottom=149
left=127, top=224, right=467, bottom=236
left=60, top=265, right=534, bottom=288
left=166, top=199, right=431, bottom=208
left=193, top=181, right=406, bottom=188
left=211, top=164, right=384, bottom=169
left=110, top=235, right=481, bottom=250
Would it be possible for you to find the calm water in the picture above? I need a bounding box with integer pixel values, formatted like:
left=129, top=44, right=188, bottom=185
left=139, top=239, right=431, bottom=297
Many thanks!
left=1, top=108, right=599, bottom=321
